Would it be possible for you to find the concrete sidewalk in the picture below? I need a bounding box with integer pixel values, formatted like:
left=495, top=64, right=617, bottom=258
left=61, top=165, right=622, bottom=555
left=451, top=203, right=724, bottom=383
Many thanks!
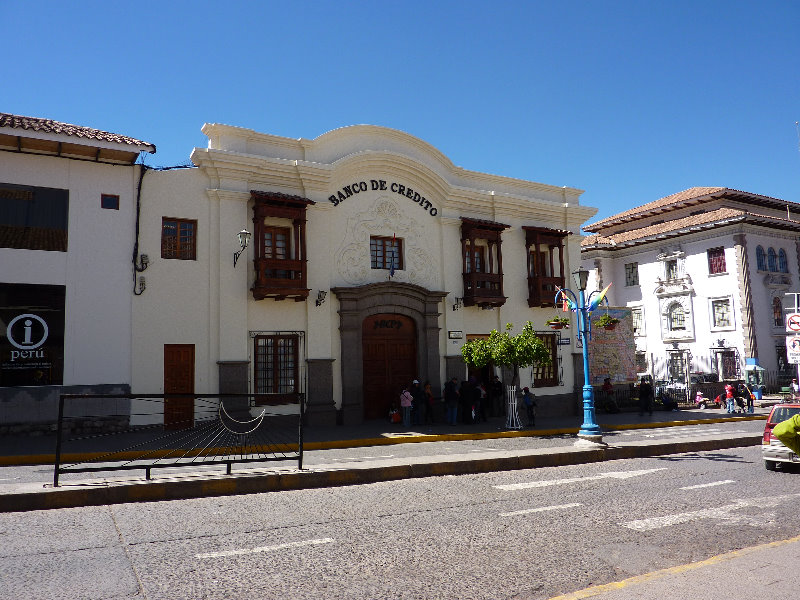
left=0, top=407, right=767, bottom=513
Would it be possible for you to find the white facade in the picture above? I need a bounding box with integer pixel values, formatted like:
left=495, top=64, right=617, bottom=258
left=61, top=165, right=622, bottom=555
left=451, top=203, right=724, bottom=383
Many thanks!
left=0, top=114, right=154, bottom=427
left=581, top=187, right=800, bottom=388
left=134, top=123, right=598, bottom=424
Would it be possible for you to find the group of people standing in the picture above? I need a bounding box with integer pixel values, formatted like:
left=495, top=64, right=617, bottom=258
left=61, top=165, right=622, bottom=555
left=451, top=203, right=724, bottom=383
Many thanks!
left=395, top=375, right=510, bottom=427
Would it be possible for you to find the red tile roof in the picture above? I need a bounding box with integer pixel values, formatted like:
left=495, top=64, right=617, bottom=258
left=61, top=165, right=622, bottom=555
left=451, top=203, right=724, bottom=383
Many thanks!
left=583, top=187, right=795, bottom=232
left=582, top=206, right=800, bottom=249
left=0, top=113, right=155, bottom=152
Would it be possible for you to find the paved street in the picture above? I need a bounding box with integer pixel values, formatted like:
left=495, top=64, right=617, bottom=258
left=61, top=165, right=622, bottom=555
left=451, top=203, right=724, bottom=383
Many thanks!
left=2, top=444, right=798, bottom=599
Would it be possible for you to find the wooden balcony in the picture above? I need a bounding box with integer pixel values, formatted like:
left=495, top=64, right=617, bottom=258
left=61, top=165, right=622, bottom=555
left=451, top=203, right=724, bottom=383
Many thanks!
left=462, top=272, right=506, bottom=308
left=251, top=257, right=309, bottom=301
left=528, top=276, right=565, bottom=307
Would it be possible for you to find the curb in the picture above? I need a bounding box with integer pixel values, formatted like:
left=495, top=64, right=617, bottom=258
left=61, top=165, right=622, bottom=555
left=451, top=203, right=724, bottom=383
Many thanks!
left=0, top=433, right=762, bottom=513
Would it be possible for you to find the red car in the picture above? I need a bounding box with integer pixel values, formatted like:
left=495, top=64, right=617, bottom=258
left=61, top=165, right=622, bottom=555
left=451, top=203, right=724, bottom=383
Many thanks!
left=762, top=403, right=800, bottom=470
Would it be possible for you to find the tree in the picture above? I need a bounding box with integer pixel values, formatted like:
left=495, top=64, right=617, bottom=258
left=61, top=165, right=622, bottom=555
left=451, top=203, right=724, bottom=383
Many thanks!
left=460, top=321, right=552, bottom=388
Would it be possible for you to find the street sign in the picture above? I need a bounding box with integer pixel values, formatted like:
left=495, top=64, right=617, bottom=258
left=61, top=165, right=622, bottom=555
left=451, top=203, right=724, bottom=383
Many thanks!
left=787, top=335, right=800, bottom=364
left=787, top=313, right=800, bottom=333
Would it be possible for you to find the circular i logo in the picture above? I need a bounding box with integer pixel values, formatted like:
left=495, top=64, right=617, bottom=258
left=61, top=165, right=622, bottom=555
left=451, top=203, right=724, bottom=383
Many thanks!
left=7, top=314, right=49, bottom=350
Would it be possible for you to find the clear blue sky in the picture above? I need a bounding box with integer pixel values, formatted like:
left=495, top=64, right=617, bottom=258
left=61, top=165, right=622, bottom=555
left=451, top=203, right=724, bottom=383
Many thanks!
left=5, top=1, right=799, bottom=224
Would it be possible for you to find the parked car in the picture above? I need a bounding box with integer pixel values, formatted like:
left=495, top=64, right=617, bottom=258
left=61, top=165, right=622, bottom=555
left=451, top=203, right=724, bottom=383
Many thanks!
left=762, top=403, right=800, bottom=470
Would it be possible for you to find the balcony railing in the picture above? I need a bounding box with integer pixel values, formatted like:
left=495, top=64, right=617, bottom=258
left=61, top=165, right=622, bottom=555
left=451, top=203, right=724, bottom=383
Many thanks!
left=462, top=272, right=505, bottom=307
left=252, top=257, right=309, bottom=301
left=528, top=275, right=565, bottom=307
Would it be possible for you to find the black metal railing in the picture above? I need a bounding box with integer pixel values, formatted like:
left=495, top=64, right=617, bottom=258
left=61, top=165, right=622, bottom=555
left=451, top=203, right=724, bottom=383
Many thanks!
left=54, top=393, right=303, bottom=487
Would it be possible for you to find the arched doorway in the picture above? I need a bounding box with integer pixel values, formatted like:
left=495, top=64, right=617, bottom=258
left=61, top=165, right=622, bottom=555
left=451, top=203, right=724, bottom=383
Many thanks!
left=362, top=314, right=416, bottom=419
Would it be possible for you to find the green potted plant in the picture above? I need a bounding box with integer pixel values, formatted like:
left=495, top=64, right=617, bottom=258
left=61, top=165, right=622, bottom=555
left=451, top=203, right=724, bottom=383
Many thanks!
left=545, top=316, right=570, bottom=330
left=594, top=314, right=620, bottom=330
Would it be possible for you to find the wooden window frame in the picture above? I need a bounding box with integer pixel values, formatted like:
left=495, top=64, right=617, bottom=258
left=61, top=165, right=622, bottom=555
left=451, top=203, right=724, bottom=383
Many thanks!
left=370, top=236, right=403, bottom=270
left=524, top=227, right=567, bottom=308
left=253, top=334, right=299, bottom=404
left=532, top=332, right=558, bottom=387
left=161, top=217, right=197, bottom=260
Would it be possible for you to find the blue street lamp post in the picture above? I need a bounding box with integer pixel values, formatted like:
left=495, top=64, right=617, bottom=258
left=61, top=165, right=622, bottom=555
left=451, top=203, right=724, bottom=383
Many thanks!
left=556, top=267, right=605, bottom=445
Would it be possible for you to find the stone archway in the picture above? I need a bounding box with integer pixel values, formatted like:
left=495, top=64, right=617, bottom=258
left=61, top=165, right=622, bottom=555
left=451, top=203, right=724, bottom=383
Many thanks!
left=332, top=282, right=447, bottom=424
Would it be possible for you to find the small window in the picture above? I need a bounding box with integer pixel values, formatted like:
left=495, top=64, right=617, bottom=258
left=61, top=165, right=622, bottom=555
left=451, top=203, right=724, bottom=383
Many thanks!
left=532, top=333, right=558, bottom=387
left=370, top=236, right=402, bottom=271
left=773, top=297, right=783, bottom=327
left=624, top=262, right=639, bottom=287
left=631, top=307, right=644, bottom=336
left=711, top=298, right=732, bottom=328
left=161, top=218, right=197, bottom=260
left=756, top=246, right=766, bottom=271
left=768, top=248, right=778, bottom=272
left=665, top=259, right=678, bottom=280
left=707, top=247, right=726, bottom=274
left=668, top=304, right=685, bottom=330
left=101, top=194, right=119, bottom=210
left=779, top=249, right=789, bottom=273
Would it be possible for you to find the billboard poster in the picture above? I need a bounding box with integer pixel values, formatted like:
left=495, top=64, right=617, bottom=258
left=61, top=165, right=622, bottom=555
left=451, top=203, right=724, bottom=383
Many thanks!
left=0, top=283, right=65, bottom=387
left=587, top=307, right=636, bottom=385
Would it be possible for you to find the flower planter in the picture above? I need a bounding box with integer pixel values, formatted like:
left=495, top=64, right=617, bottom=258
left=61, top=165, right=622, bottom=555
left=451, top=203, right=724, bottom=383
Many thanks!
left=600, top=323, right=617, bottom=331
left=547, top=322, right=567, bottom=330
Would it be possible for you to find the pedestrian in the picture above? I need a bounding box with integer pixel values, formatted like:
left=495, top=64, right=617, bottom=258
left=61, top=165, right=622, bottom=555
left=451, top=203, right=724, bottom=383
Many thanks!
left=792, top=378, right=799, bottom=401
left=725, top=383, right=735, bottom=414
left=490, top=375, right=504, bottom=417
left=601, top=377, right=619, bottom=413
left=410, top=379, right=425, bottom=425
left=476, top=381, right=488, bottom=422
left=444, top=376, right=460, bottom=425
left=638, top=377, right=653, bottom=416
left=522, top=387, right=536, bottom=426
left=399, top=385, right=413, bottom=427
left=423, top=381, right=436, bottom=424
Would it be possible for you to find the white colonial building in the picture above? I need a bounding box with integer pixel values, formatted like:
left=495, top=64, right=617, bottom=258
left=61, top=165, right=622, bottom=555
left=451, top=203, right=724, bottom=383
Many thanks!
left=134, top=122, right=598, bottom=425
left=0, top=114, right=155, bottom=428
left=1, top=114, right=602, bottom=428
left=581, top=187, right=800, bottom=390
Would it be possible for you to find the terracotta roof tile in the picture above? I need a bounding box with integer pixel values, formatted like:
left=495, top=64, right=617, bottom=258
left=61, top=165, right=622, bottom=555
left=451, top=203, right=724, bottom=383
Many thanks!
left=585, top=187, right=726, bottom=231
left=0, top=113, right=155, bottom=151
left=581, top=207, right=752, bottom=248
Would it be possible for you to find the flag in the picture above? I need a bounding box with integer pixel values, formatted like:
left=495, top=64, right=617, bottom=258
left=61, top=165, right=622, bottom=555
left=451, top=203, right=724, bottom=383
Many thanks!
left=587, top=283, right=612, bottom=312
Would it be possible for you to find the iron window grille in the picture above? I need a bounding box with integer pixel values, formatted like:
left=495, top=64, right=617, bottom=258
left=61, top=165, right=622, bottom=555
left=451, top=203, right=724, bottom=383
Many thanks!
left=707, top=247, right=726, bottom=274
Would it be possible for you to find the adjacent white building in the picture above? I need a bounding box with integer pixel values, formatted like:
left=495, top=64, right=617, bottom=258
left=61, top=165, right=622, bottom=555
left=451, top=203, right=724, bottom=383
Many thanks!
left=0, top=113, right=155, bottom=429
left=581, top=187, right=800, bottom=390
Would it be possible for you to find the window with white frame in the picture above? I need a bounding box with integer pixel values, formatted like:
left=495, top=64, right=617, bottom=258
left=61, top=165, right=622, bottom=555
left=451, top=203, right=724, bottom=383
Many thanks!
left=668, top=303, right=685, bottom=330
left=665, top=259, right=679, bottom=280
left=631, top=306, right=644, bottom=336
left=624, top=262, right=639, bottom=287
left=710, top=298, right=733, bottom=329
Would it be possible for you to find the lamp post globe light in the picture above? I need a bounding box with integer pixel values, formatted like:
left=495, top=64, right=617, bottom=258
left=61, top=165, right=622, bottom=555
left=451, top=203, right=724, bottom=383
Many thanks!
left=555, top=267, right=608, bottom=446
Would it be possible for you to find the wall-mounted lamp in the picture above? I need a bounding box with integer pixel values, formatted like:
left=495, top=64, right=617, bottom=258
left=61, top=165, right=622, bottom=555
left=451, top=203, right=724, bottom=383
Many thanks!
left=233, top=229, right=252, bottom=267
left=453, top=297, right=463, bottom=311
left=316, top=290, right=328, bottom=307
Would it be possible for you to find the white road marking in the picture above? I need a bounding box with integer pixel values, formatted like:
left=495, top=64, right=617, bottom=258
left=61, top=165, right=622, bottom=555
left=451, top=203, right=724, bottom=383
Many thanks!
left=680, top=480, right=735, bottom=490
left=621, top=493, right=800, bottom=531
left=619, top=428, right=746, bottom=438
left=195, top=537, right=334, bottom=559
left=494, top=468, right=666, bottom=491
left=500, top=503, right=582, bottom=517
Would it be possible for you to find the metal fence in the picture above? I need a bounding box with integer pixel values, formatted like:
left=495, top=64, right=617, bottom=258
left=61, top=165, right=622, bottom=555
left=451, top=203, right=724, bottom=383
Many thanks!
left=54, top=393, right=303, bottom=487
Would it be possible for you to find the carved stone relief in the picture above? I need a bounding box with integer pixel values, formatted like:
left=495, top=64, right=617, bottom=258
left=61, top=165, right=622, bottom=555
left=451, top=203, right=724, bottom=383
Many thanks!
left=335, top=198, right=436, bottom=288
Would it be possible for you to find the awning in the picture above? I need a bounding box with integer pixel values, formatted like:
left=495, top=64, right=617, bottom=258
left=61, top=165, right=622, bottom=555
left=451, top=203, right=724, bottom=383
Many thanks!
left=744, top=364, right=766, bottom=371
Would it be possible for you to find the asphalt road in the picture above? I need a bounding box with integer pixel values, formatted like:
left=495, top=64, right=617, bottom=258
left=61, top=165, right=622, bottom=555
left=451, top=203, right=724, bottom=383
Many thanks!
left=2, top=441, right=798, bottom=599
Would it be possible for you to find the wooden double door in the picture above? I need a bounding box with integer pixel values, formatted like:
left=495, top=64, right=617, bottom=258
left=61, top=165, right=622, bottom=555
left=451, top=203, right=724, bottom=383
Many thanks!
left=362, top=314, right=417, bottom=420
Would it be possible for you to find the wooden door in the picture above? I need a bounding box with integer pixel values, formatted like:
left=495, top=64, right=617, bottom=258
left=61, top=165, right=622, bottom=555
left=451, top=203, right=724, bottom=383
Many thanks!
left=362, top=314, right=416, bottom=420
left=164, top=344, right=195, bottom=429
